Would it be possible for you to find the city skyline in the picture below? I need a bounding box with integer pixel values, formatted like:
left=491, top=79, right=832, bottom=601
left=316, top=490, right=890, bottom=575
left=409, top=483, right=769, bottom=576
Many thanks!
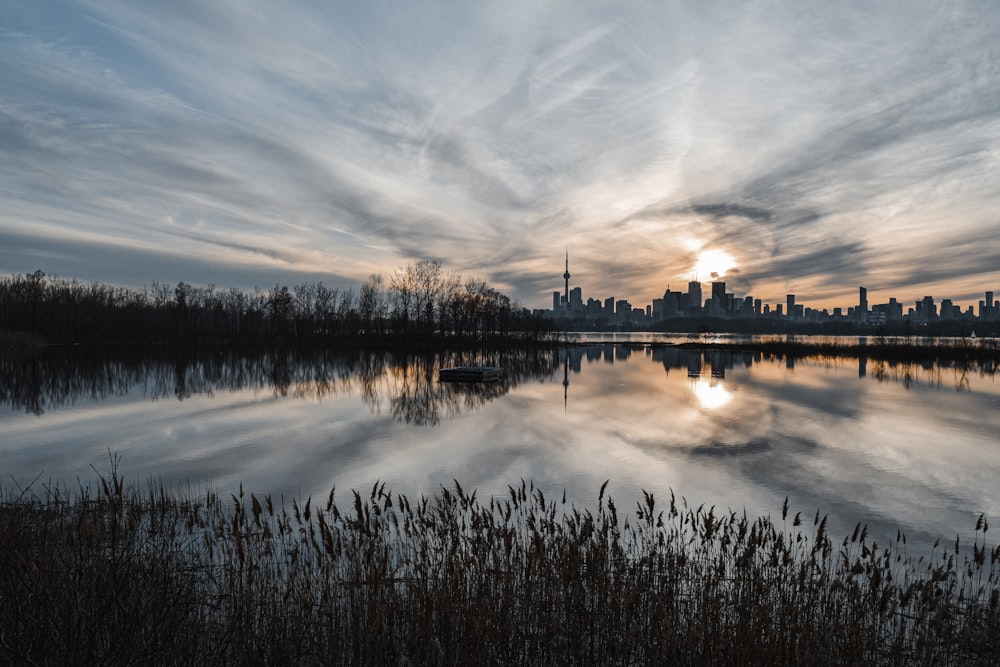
left=2, top=2, right=999, bottom=309
left=548, top=252, right=999, bottom=325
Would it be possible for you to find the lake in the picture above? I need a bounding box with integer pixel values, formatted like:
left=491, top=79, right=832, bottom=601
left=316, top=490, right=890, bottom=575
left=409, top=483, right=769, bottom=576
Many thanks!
left=3, top=341, right=999, bottom=552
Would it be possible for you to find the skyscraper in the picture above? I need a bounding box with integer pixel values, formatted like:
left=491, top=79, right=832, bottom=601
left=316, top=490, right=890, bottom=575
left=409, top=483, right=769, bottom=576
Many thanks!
left=786, top=294, right=796, bottom=319
left=921, top=296, right=936, bottom=321
left=662, top=288, right=680, bottom=319
left=688, top=281, right=702, bottom=314
left=711, top=281, right=726, bottom=316
left=859, top=286, right=868, bottom=323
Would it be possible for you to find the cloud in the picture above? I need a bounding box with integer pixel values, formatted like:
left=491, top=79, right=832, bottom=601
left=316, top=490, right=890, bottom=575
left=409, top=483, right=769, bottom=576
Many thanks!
left=1, top=0, right=999, bottom=309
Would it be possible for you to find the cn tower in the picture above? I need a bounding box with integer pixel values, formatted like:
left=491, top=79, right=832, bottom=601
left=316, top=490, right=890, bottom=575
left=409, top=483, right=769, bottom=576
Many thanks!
left=563, top=249, right=571, bottom=310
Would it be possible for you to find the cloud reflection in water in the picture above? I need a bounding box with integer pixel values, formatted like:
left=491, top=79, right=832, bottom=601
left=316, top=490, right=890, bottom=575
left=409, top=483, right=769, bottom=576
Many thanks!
left=2, top=344, right=999, bottom=555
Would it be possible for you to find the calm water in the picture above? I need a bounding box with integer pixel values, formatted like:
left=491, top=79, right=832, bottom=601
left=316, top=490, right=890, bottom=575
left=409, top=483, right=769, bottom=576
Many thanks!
left=3, top=344, right=999, bottom=551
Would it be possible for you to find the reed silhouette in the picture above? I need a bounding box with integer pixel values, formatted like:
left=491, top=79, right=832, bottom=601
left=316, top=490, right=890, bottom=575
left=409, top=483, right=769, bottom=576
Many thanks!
left=2, top=464, right=997, bottom=665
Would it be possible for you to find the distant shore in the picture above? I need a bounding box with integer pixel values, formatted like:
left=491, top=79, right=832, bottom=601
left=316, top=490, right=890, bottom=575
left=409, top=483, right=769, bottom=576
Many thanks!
left=5, top=329, right=999, bottom=367
left=670, top=336, right=999, bottom=364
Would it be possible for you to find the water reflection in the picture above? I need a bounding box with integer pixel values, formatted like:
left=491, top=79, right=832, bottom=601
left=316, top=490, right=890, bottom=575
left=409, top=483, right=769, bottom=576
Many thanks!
left=4, top=345, right=995, bottom=419
left=690, top=378, right=732, bottom=410
left=0, top=348, right=559, bottom=425
left=3, top=344, right=999, bottom=556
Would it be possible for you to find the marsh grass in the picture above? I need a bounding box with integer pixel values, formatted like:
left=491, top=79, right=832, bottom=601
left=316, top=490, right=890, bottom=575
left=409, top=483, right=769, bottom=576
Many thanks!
left=2, top=467, right=998, bottom=665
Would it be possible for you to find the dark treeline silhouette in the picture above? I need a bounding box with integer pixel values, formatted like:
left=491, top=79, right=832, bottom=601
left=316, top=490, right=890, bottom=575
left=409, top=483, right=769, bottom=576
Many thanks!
left=1, top=346, right=561, bottom=422
left=0, top=262, right=554, bottom=346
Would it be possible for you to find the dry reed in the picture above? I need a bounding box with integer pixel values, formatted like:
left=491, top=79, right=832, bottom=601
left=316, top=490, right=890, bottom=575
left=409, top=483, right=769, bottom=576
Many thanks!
left=2, top=465, right=997, bottom=665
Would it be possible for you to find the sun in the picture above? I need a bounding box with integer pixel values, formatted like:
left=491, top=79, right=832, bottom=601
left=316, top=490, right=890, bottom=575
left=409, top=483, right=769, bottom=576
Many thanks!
left=693, top=249, right=735, bottom=280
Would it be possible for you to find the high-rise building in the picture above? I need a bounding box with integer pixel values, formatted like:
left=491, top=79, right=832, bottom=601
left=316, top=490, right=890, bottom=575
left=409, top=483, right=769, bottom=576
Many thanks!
left=711, top=282, right=726, bottom=316
left=859, top=286, right=868, bottom=323
left=552, top=291, right=560, bottom=311
left=661, top=288, right=680, bottom=319
left=887, top=297, right=902, bottom=320
left=604, top=296, right=615, bottom=316
left=616, top=300, right=631, bottom=322
left=786, top=294, right=796, bottom=319
left=687, top=281, right=702, bottom=314
left=940, top=299, right=956, bottom=319
left=922, top=296, right=936, bottom=321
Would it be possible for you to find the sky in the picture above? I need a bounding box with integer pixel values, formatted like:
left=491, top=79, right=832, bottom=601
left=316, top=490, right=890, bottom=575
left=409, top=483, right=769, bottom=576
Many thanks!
left=2, top=1, right=999, bottom=311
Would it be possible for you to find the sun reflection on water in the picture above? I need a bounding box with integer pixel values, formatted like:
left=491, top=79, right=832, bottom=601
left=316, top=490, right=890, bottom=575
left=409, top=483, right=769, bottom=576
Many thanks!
left=690, top=378, right=732, bottom=410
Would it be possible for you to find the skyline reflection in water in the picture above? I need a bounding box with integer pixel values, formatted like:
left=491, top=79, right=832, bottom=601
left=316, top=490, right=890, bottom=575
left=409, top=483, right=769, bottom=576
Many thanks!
left=2, top=344, right=998, bottom=553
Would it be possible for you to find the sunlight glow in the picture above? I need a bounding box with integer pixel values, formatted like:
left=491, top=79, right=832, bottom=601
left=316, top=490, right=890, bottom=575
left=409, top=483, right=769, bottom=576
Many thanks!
left=691, top=378, right=732, bottom=410
left=693, top=249, right=735, bottom=280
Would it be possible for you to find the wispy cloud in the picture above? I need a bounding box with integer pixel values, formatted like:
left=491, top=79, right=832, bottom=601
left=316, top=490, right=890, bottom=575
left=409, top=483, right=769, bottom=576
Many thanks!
left=1, top=0, right=998, bottom=308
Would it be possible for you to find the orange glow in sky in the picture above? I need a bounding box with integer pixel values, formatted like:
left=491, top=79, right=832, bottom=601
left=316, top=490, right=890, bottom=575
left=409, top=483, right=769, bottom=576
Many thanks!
left=693, top=249, right=736, bottom=281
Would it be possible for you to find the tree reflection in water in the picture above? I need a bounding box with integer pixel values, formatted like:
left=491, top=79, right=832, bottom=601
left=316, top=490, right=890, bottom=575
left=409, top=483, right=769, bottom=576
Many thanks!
left=2, top=345, right=993, bottom=419
left=0, top=348, right=561, bottom=423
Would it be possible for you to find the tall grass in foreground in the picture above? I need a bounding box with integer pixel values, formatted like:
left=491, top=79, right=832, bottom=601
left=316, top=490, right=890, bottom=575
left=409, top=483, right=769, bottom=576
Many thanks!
left=2, top=470, right=998, bottom=665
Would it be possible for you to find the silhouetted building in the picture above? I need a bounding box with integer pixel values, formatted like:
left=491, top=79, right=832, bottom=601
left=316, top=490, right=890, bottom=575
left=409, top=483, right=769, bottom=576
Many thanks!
left=688, top=281, right=703, bottom=314
left=983, top=291, right=996, bottom=320
left=616, top=299, right=631, bottom=323
left=888, top=297, right=902, bottom=321
left=858, top=286, right=868, bottom=323
left=786, top=294, right=796, bottom=320
left=711, top=282, right=727, bottom=316
left=920, top=296, right=936, bottom=321
left=654, top=288, right=680, bottom=320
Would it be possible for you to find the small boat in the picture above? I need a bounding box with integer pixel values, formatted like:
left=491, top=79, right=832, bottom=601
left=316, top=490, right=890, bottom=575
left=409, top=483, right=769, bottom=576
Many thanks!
left=438, top=366, right=503, bottom=382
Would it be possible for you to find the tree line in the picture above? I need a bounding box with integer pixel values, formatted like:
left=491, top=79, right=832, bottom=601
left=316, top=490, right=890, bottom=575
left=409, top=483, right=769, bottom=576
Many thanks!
left=0, top=261, right=553, bottom=346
